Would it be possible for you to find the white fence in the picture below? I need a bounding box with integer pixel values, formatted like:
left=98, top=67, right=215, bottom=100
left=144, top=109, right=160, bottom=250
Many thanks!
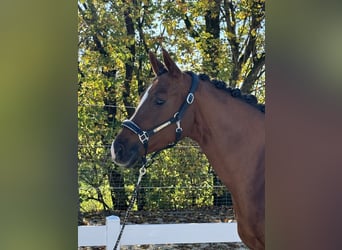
left=78, top=215, right=241, bottom=249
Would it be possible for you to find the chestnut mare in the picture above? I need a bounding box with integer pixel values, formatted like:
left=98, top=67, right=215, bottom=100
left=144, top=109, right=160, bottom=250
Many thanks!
left=111, top=49, right=265, bottom=249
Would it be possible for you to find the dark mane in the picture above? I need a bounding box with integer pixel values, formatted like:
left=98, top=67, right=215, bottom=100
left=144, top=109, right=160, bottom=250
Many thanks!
left=158, top=70, right=265, bottom=113
left=194, top=72, right=265, bottom=113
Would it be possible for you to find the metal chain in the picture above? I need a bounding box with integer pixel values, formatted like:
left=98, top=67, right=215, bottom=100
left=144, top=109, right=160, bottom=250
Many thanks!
left=113, top=166, right=146, bottom=250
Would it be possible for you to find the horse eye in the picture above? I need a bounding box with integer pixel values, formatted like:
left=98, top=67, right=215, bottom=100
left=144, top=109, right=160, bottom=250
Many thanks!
left=155, top=98, right=166, bottom=105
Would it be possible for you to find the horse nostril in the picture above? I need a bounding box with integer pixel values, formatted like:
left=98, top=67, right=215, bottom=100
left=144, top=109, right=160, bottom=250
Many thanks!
left=113, top=140, right=124, bottom=157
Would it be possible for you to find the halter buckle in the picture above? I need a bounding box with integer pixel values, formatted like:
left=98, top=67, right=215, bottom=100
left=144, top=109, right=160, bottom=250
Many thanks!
left=138, top=131, right=149, bottom=145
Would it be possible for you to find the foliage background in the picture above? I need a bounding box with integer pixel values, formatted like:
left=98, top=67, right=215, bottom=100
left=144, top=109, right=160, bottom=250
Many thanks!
left=78, top=0, right=265, bottom=217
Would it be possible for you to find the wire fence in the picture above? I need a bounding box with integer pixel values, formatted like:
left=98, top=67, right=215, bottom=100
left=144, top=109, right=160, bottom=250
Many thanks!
left=78, top=103, right=233, bottom=224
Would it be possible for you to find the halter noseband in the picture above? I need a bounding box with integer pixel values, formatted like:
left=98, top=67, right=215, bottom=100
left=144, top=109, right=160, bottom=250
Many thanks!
left=121, top=72, right=199, bottom=158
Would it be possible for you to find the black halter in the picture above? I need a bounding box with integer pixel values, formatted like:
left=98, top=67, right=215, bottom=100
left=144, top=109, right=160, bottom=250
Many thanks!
left=121, top=72, right=199, bottom=160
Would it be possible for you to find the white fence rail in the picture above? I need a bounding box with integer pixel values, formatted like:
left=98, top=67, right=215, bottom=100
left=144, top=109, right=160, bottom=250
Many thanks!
left=78, top=215, right=241, bottom=249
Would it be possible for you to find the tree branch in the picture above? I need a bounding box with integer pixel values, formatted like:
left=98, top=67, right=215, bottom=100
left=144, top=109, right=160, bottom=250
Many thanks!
left=79, top=1, right=110, bottom=58
left=223, top=0, right=239, bottom=64
left=183, top=14, right=200, bottom=38
left=241, top=52, right=265, bottom=93
left=85, top=196, right=110, bottom=210
left=238, top=6, right=263, bottom=68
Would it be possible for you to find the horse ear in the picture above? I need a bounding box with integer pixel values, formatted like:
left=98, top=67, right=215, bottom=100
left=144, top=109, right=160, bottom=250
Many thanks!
left=149, top=50, right=166, bottom=76
left=162, top=48, right=182, bottom=76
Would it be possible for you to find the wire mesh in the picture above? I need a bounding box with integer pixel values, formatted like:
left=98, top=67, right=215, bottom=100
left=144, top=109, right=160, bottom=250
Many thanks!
left=78, top=104, right=233, bottom=225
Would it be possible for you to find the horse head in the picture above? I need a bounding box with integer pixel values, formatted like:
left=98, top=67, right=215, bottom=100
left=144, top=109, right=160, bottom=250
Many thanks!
left=111, top=49, right=197, bottom=167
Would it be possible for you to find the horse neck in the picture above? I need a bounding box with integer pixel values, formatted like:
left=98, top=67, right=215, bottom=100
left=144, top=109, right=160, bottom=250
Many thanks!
left=188, top=80, right=265, bottom=193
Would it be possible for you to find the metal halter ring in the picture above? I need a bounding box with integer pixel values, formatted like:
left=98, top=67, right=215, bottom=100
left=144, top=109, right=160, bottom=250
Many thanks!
left=186, top=93, right=194, bottom=104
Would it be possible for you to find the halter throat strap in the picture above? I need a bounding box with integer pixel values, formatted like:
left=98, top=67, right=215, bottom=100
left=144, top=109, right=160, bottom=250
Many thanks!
left=121, top=72, right=199, bottom=155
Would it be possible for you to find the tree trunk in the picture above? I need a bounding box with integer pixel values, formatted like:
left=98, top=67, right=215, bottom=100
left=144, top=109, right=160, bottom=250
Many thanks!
left=122, top=0, right=136, bottom=118
left=203, top=0, right=221, bottom=77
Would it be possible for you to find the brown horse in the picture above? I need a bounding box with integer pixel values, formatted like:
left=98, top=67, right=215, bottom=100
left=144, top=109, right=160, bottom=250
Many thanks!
left=111, top=49, right=265, bottom=249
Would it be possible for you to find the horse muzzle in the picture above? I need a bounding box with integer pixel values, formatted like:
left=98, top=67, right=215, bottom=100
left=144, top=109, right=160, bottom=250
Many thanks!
left=111, top=139, right=140, bottom=168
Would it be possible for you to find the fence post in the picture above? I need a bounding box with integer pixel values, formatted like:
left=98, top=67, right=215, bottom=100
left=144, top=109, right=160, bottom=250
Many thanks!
left=106, top=215, right=121, bottom=250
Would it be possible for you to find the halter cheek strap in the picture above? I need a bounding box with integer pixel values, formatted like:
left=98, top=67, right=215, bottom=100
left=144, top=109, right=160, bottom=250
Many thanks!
left=121, top=72, right=199, bottom=157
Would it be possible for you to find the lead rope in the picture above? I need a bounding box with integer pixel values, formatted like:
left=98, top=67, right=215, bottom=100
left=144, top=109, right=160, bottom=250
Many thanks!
left=113, top=125, right=182, bottom=249
left=113, top=165, right=146, bottom=250
left=112, top=149, right=175, bottom=249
